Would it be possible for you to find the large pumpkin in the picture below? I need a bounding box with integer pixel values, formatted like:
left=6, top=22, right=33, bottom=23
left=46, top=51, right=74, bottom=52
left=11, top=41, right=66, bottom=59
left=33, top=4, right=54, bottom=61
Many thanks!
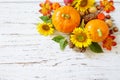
left=52, top=6, right=81, bottom=33
left=85, top=19, right=109, bottom=42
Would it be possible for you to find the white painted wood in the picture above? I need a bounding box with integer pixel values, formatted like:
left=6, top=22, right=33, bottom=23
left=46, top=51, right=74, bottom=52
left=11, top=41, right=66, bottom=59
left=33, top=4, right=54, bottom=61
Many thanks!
left=0, top=0, right=119, bottom=3
left=0, top=0, right=120, bottom=80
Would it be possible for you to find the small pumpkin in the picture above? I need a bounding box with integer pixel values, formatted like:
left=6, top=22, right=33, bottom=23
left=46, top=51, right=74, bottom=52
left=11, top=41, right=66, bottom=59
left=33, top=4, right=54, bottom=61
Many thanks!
left=52, top=6, right=81, bottom=33
left=85, top=19, right=109, bottom=42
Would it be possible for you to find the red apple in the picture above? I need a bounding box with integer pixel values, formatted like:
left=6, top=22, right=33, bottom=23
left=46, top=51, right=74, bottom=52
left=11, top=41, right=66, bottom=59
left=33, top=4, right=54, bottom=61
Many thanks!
left=64, top=0, right=73, bottom=5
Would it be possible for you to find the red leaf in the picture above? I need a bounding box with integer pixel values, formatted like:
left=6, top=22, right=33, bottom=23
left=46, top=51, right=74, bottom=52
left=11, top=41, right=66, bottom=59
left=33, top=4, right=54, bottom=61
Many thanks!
left=112, top=42, right=117, bottom=46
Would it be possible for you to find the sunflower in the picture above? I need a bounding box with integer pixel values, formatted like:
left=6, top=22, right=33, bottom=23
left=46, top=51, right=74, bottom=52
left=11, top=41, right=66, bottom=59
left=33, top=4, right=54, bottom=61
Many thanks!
left=70, top=28, right=92, bottom=48
left=72, top=0, right=95, bottom=12
left=37, top=23, right=54, bottom=36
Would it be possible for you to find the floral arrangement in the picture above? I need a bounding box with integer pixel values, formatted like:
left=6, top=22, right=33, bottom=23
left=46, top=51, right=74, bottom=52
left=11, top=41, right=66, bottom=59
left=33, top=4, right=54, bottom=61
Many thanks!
left=37, top=0, right=119, bottom=53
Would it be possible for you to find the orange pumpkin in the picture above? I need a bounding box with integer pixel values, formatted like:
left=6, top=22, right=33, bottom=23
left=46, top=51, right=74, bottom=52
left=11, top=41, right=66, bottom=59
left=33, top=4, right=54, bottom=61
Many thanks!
left=52, top=6, right=81, bottom=33
left=85, top=19, right=109, bottom=42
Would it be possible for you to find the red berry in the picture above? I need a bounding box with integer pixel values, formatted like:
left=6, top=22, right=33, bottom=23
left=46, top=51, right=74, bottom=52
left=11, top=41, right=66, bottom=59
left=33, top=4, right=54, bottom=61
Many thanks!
left=106, top=15, right=111, bottom=19
left=113, top=27, right=119, bottom=32
left=109, top=29, right=113, bottom=34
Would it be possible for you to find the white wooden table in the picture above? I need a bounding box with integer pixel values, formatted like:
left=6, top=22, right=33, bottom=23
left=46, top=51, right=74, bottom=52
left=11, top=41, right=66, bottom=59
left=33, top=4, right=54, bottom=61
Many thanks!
left=0, top=0, right=120, bottom=80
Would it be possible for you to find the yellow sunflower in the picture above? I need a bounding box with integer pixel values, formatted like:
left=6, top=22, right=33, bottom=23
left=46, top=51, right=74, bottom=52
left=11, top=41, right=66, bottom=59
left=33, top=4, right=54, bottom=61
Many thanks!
left=70, top=28, right=92, bottom=48
left=72, top=0, right=95, bottom=12
left=37, top=23, right=54, bottom=36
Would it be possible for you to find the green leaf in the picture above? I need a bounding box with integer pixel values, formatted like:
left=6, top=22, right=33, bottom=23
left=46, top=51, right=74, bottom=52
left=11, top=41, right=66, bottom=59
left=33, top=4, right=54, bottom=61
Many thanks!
left=80, top=19, right=85, bottom=28
left=52, top=35, right=65, bottom=43
left=59, top=39, right=68, bottom=50
left=52, top=35, right=68, bottom=50
left=89, top=42, right=103, bottom=53
left=40, top=16, right=51, bottom=23
left=46, top=19, right=52, bottom=23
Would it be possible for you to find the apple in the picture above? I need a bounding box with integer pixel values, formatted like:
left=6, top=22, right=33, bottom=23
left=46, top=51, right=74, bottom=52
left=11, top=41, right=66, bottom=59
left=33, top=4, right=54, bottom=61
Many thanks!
left=64, top=0, right=73, bottom=5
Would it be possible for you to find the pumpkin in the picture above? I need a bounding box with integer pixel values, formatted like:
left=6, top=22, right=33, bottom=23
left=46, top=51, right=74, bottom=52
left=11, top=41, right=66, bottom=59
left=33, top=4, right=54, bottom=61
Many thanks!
left=85, top=19, right=109, bottom=42
left=52, top=6, right=81, bottom=33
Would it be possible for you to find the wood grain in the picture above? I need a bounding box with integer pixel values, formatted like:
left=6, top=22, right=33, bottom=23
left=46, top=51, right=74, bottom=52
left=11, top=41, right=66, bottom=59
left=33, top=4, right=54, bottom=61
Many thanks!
left=0, top=0, right=120, bottom=80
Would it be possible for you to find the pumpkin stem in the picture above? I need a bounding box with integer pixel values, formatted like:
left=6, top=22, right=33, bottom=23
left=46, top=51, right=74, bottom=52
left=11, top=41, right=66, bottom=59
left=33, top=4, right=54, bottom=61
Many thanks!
left=62, top=14, right=71, bottom=19
left=97, top=29, right=102, bottom=37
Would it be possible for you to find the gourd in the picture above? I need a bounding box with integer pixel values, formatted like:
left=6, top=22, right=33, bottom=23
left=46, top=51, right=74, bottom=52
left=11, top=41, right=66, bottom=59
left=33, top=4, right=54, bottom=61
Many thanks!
left=52, top=6, right=81, bottom=33
left=85, top=19, right=109, bottom=42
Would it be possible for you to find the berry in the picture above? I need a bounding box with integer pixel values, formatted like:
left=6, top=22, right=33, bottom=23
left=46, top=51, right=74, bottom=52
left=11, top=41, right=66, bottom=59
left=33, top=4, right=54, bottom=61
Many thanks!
left=109, top=29, right=114, bottom=34
left=113, top=27, right=119, bottom=32
left=106, top=15, right=111, bottom=19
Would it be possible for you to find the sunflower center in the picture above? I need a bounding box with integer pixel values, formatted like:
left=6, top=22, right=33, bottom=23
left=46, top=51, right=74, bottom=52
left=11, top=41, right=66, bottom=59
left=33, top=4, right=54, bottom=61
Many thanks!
left=80, top=0, right=88, bottom=7
left=76, top=33, right=87, bottom=42
left=42, top=25, right=50, bottom=31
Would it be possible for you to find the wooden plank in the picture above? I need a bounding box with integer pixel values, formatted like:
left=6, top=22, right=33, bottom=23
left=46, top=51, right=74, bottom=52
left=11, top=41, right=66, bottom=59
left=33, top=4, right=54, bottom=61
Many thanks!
left=0, top=0, right=60, bottom=2
left=0, top=0, right=119, bottom=3
left=0, top=64, right=120, bottom=80
left=0, top=3, right=40, bottom=24
left=0, top=54, right=120, bottom=80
